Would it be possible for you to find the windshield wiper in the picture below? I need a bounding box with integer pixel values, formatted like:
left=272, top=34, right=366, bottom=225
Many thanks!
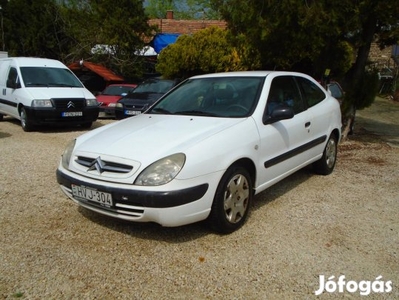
left=25, top=83, right=49, bottom=87
left=151, top=107, right=172, bottom=114
left=48, top=83, right=80, bottom=87
left=174, top=110, right=217, bottom=116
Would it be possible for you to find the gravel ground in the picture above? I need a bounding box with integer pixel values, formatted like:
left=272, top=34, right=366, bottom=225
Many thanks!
left=1, top=97, right=399, bottom=299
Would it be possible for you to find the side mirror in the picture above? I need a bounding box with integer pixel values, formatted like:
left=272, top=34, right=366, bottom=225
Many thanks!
left=263, top=106, right=294, bottom=124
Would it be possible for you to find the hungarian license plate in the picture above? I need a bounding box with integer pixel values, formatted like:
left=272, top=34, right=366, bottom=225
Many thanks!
left=62, top=111, right=83, bottom=117
left=125, top=110, right=141, bottom=116
left=71, top=184, right=113, bottom=207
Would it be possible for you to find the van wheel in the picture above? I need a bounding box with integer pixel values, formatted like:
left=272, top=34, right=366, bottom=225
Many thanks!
left=81, top=122, right=92, bottom=129
left=313, top=133, right=338, bottom=175
left=207, top=166, right=252, bottom=234
left=20, top=107, right=33, bottom=132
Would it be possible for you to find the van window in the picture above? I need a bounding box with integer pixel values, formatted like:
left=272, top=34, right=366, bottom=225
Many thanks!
left=20, top=67, right=83, bottom=88
left=7, top=67, right=21, bottom=89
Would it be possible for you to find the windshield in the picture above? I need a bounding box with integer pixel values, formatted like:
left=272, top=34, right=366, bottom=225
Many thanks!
left=20, top=67, right=83, bottom=88
left=103, top=85, right=136, bottom=95
left=133, top=79, right=175, bottom=94
left=147, top=77, right=264, bottom=118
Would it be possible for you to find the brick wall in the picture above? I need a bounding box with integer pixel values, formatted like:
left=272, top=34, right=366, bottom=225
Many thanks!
left=148, top=18, right=227, bottom=35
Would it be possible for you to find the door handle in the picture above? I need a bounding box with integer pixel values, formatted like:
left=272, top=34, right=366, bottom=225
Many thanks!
left=305, top=121, right=311, bottom=128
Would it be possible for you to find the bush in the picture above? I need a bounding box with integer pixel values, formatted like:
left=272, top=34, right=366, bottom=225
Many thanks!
left=156, top=27, right=258, bottom=79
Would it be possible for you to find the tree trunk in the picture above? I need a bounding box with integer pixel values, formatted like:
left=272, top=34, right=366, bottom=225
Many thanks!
left=341, top=7, right=378, bottom=140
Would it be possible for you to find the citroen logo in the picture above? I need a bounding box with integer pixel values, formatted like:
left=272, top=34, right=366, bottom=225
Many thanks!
left=67, top=101, right=75, bottom=109
left=87, top=157, right=105, bottom=174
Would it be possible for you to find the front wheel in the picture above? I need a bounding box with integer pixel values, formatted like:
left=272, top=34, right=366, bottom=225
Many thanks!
left=207, top=166, right=253, bottom=234
left=313, top=133, right=338, bottom=175
left=80, top=122, right=92, bottom=129
left=20, top=107, right=34, bottom=132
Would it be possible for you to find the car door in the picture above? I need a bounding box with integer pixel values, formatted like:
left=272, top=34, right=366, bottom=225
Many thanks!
left=0, top=64, right=21, bottom=118
left=296, top=76, right=333, bottom=160
left=256, top=75, right=313, bottom=189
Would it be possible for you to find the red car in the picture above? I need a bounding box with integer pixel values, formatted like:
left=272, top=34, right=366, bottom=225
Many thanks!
left=96, top=83, right=137, bottom=117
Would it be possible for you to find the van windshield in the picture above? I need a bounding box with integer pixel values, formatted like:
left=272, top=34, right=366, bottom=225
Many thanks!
left=20, top=67, right=83, bottom=88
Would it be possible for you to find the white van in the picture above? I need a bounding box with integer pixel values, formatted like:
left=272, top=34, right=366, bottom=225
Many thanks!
left=0, top=57, right=99, bottom=131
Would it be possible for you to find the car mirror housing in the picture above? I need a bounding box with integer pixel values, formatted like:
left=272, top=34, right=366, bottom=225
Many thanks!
left=263, top=106, right=294, bottom=124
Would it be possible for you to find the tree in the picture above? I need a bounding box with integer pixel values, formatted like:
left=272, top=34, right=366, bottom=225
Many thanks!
left=156, top=26, right=259, bottom=78
left=210, top=0, right=399, bottom=138
left=2, top=0, right=72, bottom=59
left=60, top=0, right=156, bottom=81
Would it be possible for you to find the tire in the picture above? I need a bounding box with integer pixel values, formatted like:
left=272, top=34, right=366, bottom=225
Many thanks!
left=80, top=122, right=92, bottom=129
left=208, top=166, right=253, bottom=234
left=20, top=107, right=33, bottom=132
left=313, top=133, right=338, bottom=175
left=0, top=114, right=3, bottom=121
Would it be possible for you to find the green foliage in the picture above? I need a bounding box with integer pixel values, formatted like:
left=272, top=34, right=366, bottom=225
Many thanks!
left=2, top=0, right=155, bottom=81
left=60, top=0, right=156, bottom=80
left=155, top=26, right=259, bottom=79
left=210, top=0, right=399, bottom=122
left=2, top=0, right=70, bottom=59
left=342, top=69, right=379, bottom=113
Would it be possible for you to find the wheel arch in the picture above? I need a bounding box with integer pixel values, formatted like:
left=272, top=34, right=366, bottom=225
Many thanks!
left=229, top=157, right=256, bottom=192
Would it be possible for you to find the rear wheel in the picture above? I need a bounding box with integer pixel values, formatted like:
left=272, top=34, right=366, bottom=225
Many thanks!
left=208, top=166, right=252, bottom=234
left=20, top=107, right=33, bottom=132
left=313, top=133, right=338, bottom=175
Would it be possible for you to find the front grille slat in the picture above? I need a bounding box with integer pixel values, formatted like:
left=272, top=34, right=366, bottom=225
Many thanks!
left=76, top=156, right=133, bottom=174
left=53, top=98, right=85, bottom=109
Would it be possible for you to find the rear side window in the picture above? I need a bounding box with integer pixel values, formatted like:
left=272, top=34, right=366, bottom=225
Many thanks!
left=297, top=77, right=326, bottom=107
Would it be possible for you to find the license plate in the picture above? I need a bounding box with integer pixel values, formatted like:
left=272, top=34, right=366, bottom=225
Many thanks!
left=125, top=110, right=141, bottom=116
left=71, top=184, right=113, bottom=207
left=62, top=111, right=83, bottom=117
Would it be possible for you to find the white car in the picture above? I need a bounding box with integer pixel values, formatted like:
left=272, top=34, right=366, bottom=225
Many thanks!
left=56, top=71, right=341, bottom=233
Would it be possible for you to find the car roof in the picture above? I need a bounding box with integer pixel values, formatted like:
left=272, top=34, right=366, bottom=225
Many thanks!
left=1, top=57, right=67, bottom=68
left=189, top=71, right=313, bottom=79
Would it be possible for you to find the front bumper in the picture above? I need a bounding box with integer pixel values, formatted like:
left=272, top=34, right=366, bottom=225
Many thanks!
left=25, top=106, right=99, bottom=125
left=56, top=169, right=211, bottom=226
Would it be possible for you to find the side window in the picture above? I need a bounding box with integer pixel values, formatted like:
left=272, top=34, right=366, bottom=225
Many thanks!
left=266, top=76, right=304, bottom=115
left=297, top=77, right=326, bottom=107
left=6, top=67, right=20, bottom=89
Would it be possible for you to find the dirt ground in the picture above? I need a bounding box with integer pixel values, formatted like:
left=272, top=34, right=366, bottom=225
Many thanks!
left=0, top=97, right=398, bottom=299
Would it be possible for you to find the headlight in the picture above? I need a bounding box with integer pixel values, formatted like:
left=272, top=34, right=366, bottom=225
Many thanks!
left=135, top=153, right=185, bottom=186
left=32, top=99, right=53, bottom=107
left=108, top=103, right=116, bottom=107
left=86, top=98, right=98, bottom=106
left=116, top=103, right=123, bottom=108
left=62, top=139, right=76, bottom=169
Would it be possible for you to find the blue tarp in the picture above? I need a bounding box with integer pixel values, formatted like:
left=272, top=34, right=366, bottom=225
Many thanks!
left=152, top=33, right=181, bottom=54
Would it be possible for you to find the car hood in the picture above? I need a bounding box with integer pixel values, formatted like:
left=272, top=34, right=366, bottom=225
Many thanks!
left=75, top=114, right=246, bottom=165
left=119, top=92, right=164, bottom=104
left=24, top=87, right=94, bottom=99
left=96, top=95, right=121, bottom=104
